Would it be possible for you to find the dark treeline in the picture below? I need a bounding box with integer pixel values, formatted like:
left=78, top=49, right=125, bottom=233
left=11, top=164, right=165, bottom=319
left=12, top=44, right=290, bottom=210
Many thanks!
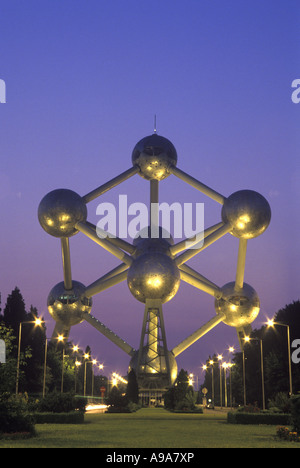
left=201, top=300, right=300, bottom=408
left=0, top=287, right=108, bottom=396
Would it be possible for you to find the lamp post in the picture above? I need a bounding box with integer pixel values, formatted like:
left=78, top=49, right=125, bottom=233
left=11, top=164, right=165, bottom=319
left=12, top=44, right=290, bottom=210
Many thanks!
left=244, top=336, right=265, bottom=410
left=228, top=347, right=235, bottom=408
left=217, top=355, right=223, bottom=408
left=222, top=363, right=229, bottom=407
left=84, top=355, right=98, bottom=397
left=83, top=353, right=90, bottom=397
left=267, top=319, right=293, bottom=396
left=91, top=359, right=97, bottom=397
left=16, top=318, right=44, bottom=395
left=72, top=345, right=80, bottom=394
left=42, top=338, right=51, bottom=397
left=242, top=346, right=247, bottom=407
left=209, top=360, right=215, bottom=407
left=75, top=361, right=82, bottom=393
left=56, top=335, right=66, bottom=393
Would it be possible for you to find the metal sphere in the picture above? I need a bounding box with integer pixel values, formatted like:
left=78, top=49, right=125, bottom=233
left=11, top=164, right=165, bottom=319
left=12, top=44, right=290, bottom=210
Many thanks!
left=128, top=346, right=178, bottom=387
left=215, top=282, right=260, bottom=328
left=132, top=133, right=177, bottom=180
left=47, top=281, right=92, bottom=327
left=127, top=252, right=180, bottom=304
left=133, top=226, right=174, bottom=258
left=38, top=189, right=87, bottom=238
left=221, top=190, right=271, bottom=239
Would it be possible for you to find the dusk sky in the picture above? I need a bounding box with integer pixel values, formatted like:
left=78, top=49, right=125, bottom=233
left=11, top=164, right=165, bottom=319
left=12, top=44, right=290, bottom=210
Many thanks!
left=0, top=1, right=299, bottom=384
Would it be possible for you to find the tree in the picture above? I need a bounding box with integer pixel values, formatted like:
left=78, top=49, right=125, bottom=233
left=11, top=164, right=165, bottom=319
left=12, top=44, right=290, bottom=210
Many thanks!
left=164, top=369, right=195, bottom=410
left=107, top=386, right=125, bottom=409
left=3, top=287, right=27, bottom=340
left=125, top=369, right=139, bottom=404
left=230, top=300, right=300, bottom=407
left=0, top=323, right=18, bottom=393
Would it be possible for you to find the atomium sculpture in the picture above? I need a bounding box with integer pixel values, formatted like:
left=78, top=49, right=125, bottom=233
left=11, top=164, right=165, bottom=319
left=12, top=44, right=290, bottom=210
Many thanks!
left=38, top=132, right=271, bottom=392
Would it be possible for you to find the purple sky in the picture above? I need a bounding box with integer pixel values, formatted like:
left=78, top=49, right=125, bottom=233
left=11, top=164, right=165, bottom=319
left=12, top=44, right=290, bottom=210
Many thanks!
left=0, top=1, right=299, bottom=384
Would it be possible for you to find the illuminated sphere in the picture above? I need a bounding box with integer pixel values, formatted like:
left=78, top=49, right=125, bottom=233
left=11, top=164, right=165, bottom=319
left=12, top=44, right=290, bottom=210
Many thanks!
left=38, top=189, right=87, bottom=238
left=133, top=226, right=174, bottom=256
left=221, top=190, right=271, bottom=239
left=127, top=248, right=180, bottom=304
left=214, top=282, right=260, bottom=328
left=47, top=281, right=92, bottom=327
left=132, top=133, right=177, bottom=180
left=128, top=346, right=178, bottom=387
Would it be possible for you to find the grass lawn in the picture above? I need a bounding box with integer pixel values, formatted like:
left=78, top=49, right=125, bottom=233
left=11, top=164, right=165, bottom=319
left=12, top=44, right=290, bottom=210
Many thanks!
left=0, top=408, right=299, bottom=448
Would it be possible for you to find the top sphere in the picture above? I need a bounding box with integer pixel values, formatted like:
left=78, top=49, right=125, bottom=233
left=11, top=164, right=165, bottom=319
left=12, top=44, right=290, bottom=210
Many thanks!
left=221, top=190, right=271, bottom=239
left=132, top=133, right=177, bottom=180
left=38, top=189, right=87, bottom=238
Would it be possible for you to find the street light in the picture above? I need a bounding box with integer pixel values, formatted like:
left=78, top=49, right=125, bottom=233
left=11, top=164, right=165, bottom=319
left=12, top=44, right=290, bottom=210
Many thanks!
left=222, top=362, right=229, bottom=407
left=84, top=356, right=99, bottom=397
left=228, top=347, right=235, bottom=408
left=57, top=336, right=67, bottom=393
left=83, top=354, right=90, bottom=397
left=203, top=360, right=215, bottom=407
left=266, top=319, right=293, bottom=396
left=244, top=336, right=265, bottom=410
left=217, top=355, right=223, bottom=408
left=16, top=317, right=44, bottom=394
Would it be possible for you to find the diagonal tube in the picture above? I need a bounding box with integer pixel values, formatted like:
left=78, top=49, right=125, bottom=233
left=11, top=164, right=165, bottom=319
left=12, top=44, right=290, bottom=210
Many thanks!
left=85, top=269, right=128, bottom=298
left=82, top=312, right=135, bottom=356
left=235, top=238, right=248, bottom=291
left=171, top=313, right=226, bottom=357
left=82, top=166, right=139, bottom=203
left=170, top=221, right=224, bottom=256
left=180, top=269, right=222, bottom=298
left=61, top=237, right=72, bottom=290
left=170, top=166, right=225, bottom=205
left=175, top=223, right=232, bottom=266
left=179, top=264, right=222, bottom=294
left=76, top=221, right=133, bottom=265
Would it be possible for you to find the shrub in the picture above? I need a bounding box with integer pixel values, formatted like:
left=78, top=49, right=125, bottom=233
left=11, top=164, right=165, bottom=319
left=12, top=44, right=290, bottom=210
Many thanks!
left=227, top=411, right=290, bottom=425
left=290, top=395, right=300, bottom=432
left=276, top=426, right=300, bottom=442
left=237, top=404, right=260, bottom=413
left=0, top=393, right=36, bottom=436
left=268, top=392, right=291, bottom=414
left=32, top=411, right=84, bottom=424
left=37, top=392, right=85, bottom=413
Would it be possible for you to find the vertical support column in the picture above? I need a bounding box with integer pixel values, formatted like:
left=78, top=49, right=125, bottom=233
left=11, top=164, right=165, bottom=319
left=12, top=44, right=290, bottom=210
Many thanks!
left=157, top=301, right=172, bottom=386
left=235, top=238, right=248, bottom=291
left=147, top=309, right=159, bottom=372
left=136, top=299, right=172, bottom=386
left=150, top=179, right=159, bottom=238
left=61, top=237, right=72, bottom=290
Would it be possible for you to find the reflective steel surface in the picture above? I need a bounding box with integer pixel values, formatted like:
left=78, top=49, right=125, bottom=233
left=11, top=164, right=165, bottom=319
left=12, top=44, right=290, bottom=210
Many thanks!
left=215, top=281, right=260, bottom=328
left=221, top=190, right=271, bottom=239
left=38, top=189, right=87, bottom=238
left=47, top=280, right=92, bottom=327
left=132, top=133, right=178, bottom=180
left=127, top=252, right=180, bottom=304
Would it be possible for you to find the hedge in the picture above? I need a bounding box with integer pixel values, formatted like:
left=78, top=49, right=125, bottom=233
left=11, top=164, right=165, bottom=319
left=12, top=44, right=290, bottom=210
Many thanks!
left=227, top=411, right=290, bottom=425
left=32, top=411, right=84, bottom=424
